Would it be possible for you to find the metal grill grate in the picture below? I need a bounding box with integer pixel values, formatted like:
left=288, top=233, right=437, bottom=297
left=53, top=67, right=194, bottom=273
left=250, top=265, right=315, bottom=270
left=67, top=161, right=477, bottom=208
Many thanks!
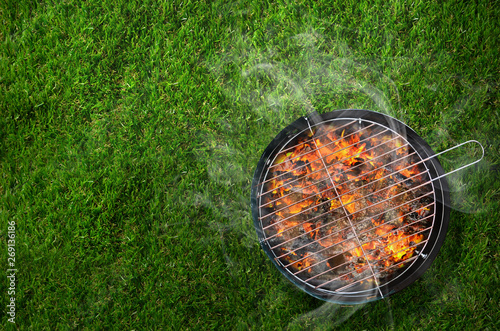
left=256, top=117, right=436, bottom=298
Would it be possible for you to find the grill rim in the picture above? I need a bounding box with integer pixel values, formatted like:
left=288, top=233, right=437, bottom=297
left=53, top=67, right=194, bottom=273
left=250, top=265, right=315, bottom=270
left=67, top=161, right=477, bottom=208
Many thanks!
left=251, top=109, right=450, bottom=304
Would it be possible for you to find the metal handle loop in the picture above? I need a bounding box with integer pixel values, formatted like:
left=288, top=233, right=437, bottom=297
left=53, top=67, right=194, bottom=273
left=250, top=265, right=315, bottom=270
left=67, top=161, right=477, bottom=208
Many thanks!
left=430, top=140, right=485, bottom=181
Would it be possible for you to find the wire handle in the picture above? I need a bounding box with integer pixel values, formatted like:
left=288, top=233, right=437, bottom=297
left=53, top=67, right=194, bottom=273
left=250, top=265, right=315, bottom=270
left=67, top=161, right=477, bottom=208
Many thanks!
left=430, top=140, right=485, bottom=181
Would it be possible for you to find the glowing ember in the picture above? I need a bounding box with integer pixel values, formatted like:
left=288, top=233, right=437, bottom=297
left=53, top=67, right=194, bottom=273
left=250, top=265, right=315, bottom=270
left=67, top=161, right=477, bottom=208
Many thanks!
left=259, top=120, right=434, bottom=290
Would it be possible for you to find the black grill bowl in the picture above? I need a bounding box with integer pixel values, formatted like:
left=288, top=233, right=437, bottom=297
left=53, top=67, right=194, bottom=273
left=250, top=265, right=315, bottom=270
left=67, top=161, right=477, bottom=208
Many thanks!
left=251, top=109, right=450, bottom=304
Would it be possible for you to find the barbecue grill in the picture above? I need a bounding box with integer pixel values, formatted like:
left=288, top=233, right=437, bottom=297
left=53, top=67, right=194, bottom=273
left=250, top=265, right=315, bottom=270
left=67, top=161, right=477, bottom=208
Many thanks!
left=251, top=109, right=483, bottom=304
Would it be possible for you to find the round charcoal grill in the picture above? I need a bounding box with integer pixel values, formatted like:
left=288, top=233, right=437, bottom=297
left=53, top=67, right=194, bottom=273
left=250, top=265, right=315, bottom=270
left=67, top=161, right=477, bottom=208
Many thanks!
left=251, top=109, right=452, bottom=304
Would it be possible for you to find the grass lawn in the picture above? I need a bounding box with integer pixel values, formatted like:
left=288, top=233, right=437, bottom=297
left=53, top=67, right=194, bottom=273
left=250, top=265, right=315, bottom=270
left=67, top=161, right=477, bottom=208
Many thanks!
left=1, top=0, right=499, bottom=329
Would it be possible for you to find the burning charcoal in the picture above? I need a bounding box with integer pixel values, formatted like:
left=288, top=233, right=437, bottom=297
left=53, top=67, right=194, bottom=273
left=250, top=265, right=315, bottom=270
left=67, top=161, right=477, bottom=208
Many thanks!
left=319, top=198, right=332, bottom=213
left=293, top=247, right=310, bottom=259
left=384, top=209, right=400, bottom=224
left=261, top=214, right=280, bottom=229
left=293, top=160, right=308, bottom=175
left=284, top=226, right=306, bottom=242
left=391, top=172, right=416, bottom=187
left=368, top=174, right=390, bottom=192
left=328, top=253, right=346, bottom=269
left=367, top=194, right=384, bottom=205
left=354, top=218, right=373, bottom=232
left=308, top=260, right=332, bottom=276
left=348, top=162, right=364, bottom=175
left=305, top=160, right=313, bottom=173
left=407, top=212, right=420, bottom=222
left=402, top=178, right=415, bottom=189
left=273, top=170, right=286, bottom=178
left=281, top=171, right=298, bottom=182
left=391, top=191, right=413, bottom=207
left=345, top=170, right=360, bottom=179
left=267, top=236, right=284, bottom=247
left=419, top=195, right=433, bottom=206
left=408, top=182, right=431, bottom=196
left=390, top=170, right=407, bottom=181
left=338, top=181, right=360, bottom=195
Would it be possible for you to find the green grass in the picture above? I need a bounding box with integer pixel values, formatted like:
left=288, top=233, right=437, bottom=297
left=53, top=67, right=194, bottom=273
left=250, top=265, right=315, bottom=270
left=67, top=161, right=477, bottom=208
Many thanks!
left=1, top=0, right=499, bottom=329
